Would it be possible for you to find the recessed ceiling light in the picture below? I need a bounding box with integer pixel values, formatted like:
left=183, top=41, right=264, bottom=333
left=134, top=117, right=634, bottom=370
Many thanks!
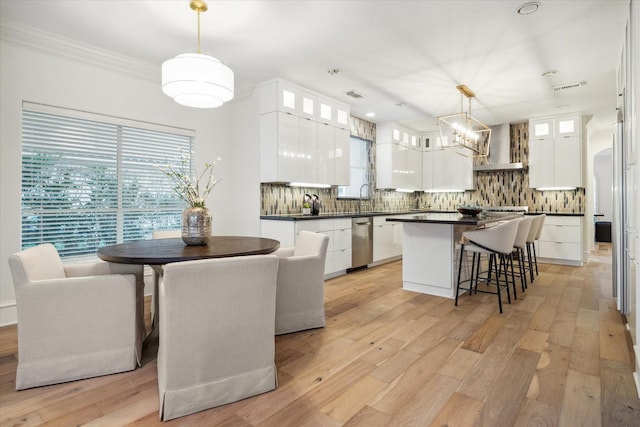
left=542, top=70, right=557, bottom=77
left=558, top=105, right=570, bottom=109
left=327, top=68, right=341, bottom=75
left=517, top=2, right=540, bottom=15
left=366, top=112, right=375, bottom=117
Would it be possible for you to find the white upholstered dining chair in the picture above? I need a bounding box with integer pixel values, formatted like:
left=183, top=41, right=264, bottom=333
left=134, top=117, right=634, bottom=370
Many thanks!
left=151, top=229, right=181, bottom=326
left=272, top=230, right=330, bottom=335
left=157, top=254, right=279, bottom=421
left=8, top=243, right=145, bottom=390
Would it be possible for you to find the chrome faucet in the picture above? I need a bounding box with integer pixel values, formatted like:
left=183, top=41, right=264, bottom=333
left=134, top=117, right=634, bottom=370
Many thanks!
left=358, top=183, right=371, bottom=214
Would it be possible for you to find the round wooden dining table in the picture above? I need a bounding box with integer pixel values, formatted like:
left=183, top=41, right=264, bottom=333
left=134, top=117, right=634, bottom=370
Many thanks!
left=97, top=236, right=281, bottom=331
left=97, top=236, right=280, bottom=265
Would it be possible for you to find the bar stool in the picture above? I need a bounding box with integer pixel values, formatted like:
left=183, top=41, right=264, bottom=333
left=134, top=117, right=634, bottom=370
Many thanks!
left=455, top=218, right=521, bottom=313
left=512, top=216, right=534, bottom=292
left=532, top=214, right=546, bottom=277
left=525, top=215, right=545, bottom=282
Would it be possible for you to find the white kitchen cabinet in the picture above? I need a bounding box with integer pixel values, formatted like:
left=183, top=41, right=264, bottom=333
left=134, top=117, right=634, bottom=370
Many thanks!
left=258, top=78, right=351, bottom=185
left=537, top=215, right=583, bottom=265
left=377, top=122, right=423, bottom=190
left=317, top=95, right=334, bottom=126
left=373, top=216, right=403, bottom=262
left=529, top=114, right=582, bottom=189
left=423, top=148, right=473, bottom=191
left=258, top=79, right=298, bottom=115
left=376, top=142, right=422, bottom=190
left=260, top=111, right=300, bottom=182
left=422, top=148, right=434, bottom=190
left=376, top=142, right=420, bottom=190
left=335, top=102, right=350, bottom=129
left=298, top=117, right=317, bottom=183
left=316, top=123, right=334, bottom=185
left=260, top=218, right=352, bottom=277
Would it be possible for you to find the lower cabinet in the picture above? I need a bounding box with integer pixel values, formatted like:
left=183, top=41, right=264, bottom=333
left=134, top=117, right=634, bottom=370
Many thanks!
left=537, top=216, right=583, bottom=266
left=260, top=218, right=352, bottom=277
left=373, top=216, right=403, bottom=262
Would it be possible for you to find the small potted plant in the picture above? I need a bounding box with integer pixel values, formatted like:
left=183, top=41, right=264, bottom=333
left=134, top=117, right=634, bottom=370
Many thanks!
left=302, top=194, right=312, bottom=215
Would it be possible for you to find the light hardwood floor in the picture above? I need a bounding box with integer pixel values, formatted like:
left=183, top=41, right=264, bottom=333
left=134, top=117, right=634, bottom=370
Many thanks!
left=1, top=243, right=639, bottom=426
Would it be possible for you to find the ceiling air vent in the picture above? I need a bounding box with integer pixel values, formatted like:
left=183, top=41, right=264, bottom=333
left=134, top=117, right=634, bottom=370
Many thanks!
left=553, top=81, right=587, bottom=92
left=346, top=90, right=365, bottom=99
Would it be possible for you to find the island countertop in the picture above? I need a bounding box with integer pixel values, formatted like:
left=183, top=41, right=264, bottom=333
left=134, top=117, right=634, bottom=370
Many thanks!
left=385, top=212, right=522, bottom=226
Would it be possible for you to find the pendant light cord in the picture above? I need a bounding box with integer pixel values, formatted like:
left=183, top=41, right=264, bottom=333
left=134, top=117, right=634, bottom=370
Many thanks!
left=196, top=9, right=201, bottom=54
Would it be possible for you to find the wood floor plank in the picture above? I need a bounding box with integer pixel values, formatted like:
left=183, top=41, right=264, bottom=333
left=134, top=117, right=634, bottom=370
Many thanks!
left=600, top=358, right=640, bottom=426
left=428, top=391, right=484, bottom=427
left=258, top=359, right=375, bottom=427
left=389, top=373, right=460, bottom=426
left=438, top=347, right=482, bottom=381
left=577, top=307, right=600, bottom=331
left=457, top=325, right=524, bottom=401
left=478, top=347, right=540, bottom=426
left=343, top=405, right=392, bottom=427
left=547, top=311, right=578, bottom=347
left=320, top=374, right=389, bottom=424
left=526, top=342, right=570, bottom=407
left=461, top=313, right=506, bottom=353
left=371, top=338, right=461, bottom=416
left=516, top=329, right=549, bottom=353
left=599, top=299, right=632, bottom=364
left=570, top=327, right=600, bottom=376
left=513, top=397, right=560, bottom=427
left=558, top=369, right=601, bottom=427
left=528, top=303, right=558, bottom=332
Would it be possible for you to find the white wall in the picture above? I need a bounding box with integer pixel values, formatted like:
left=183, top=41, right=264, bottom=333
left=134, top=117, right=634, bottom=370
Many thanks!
left=0, top=29, right=261, bottom=325
left=594, top=148, right=613, bottom=221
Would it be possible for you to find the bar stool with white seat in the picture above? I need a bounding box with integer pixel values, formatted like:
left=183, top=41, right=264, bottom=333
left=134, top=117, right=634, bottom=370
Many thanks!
left=525, top=215, right=545, bottom=282
left=531, top=214, right=546, bottom=278
left=455, top=218, right=521, bottom=313
left=512, top=216, right=534, bottom=293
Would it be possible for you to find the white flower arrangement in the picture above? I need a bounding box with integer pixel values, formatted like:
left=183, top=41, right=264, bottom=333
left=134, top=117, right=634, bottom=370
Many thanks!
left=158, top=155, right=222, bottom=208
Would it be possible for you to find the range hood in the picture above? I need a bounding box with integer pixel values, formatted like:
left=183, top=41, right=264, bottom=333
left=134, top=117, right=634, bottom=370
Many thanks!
left=473, top=124, right=525, bottom=171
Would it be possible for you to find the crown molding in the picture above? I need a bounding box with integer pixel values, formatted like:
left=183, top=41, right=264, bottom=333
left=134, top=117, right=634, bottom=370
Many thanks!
left=0, top=18, right=159, bottom=82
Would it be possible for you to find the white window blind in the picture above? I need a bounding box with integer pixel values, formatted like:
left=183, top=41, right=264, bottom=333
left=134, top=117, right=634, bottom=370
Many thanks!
left=21, top=105, right=194, bottom=258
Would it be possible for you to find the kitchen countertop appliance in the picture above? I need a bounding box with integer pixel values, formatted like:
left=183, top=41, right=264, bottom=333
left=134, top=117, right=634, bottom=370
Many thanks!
left=351, top=217, right=373, bottom=269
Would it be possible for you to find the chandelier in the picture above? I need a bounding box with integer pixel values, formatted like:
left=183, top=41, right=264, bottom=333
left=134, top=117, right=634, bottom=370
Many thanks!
left=161, top=0, right=234, bottom=108
left=437, top=85, right=491, bottom=157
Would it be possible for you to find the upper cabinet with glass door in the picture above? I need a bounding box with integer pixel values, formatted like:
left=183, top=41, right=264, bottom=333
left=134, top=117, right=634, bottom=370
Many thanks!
left=258, top=79, right=324, bottom=122
left=528, top=113, right=582, bottom=189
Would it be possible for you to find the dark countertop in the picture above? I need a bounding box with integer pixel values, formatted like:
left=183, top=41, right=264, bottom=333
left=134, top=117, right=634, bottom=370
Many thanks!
left=260, top=210, right=584, bottom=221
left=385, top=212, right=522, bottom=226
left=526, top=212, right=584, bottom=217
left=260, top=210, right=430, bottom=221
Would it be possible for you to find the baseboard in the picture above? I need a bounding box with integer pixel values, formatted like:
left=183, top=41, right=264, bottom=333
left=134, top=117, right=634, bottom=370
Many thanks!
left=0, top=300, right=17, bottom=327
left=537, top=257, right=583, bottom=267
left=635, top=345, right=640, bottom=398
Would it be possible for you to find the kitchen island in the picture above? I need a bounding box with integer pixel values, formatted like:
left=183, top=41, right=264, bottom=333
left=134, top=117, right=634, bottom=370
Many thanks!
left=386, top=213, right=521, bottom=298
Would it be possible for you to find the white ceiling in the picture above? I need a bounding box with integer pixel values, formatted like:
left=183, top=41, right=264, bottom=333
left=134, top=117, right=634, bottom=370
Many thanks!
left=0, top=0, right=629, bottom=134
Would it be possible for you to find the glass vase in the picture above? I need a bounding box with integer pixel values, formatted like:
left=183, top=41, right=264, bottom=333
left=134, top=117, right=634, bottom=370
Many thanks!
left=181, top=206, right=212, bottom=245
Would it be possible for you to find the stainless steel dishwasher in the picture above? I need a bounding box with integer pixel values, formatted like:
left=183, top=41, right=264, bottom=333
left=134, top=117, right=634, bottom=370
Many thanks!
left=351, top=217, right=373, bottom=269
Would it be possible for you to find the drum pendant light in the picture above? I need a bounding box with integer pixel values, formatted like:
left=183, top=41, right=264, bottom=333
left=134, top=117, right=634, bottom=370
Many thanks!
left=162, top=0, right=234, bottom=108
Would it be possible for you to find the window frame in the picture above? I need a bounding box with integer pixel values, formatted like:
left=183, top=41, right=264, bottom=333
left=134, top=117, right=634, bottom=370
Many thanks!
left=337, top=136, right=373, bottom=200
left=21, top=102, right=195, bottom=259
